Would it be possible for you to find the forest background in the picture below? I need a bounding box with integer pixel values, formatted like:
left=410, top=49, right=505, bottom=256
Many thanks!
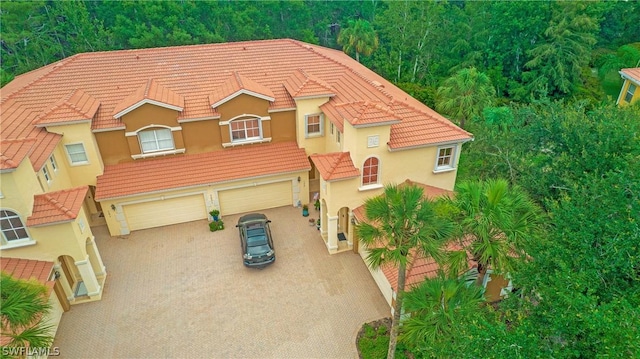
left=2, top=1, right=639, bottom=357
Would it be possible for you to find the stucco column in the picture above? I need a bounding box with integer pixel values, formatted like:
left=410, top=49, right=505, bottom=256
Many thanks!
left=75, top=255, right=101, bottom=297
left=53, top=264, right=75, bottom=303
left=86, top=236, right=106, bottom=277
left=326, top=215, right=339, bottom=252
left=347, top=212, right=354, bottom=248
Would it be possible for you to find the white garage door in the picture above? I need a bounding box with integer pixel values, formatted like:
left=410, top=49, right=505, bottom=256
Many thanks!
left=124, top=195, right=207, bottom=231
left=219, top=181, right=292, bottom=215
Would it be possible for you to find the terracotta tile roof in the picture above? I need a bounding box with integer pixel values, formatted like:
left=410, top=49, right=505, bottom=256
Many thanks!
left=0, top=137, right=37, bottom=171
left=28, top=132, right=62, bottom=171
left=95, top=141, right=310, bottom=200
left=1, top=39, right=470, bottom=161
left=1, top=257, right=54, bottom=286
left=310, top=152, right=360, bottom=181
left=26, top=186, right=88, bottom=226
left=620, top=68, right=640, bottom=84
left=210, top=71, right=275, bottom=108
left=113, top=79, right=185, bottom=118
left=33, top=89, right=100, bottom=126
left=381, top=242, right=477, bottom=292
left=284, top=69, right=335, bottom=99
left=322, top=100, right=401, bottom=129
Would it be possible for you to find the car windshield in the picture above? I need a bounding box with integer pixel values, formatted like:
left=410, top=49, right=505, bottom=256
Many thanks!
left=248, top=244, right=271, bottom=255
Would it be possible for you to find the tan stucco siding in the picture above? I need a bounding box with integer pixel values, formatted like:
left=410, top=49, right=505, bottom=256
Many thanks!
left=45, top=123, right=104, bottom=187
left=0, top=161, right=41, bottom=218
left=95, top=130, right=131, bottom=165
left=181, top=120, right=223, bottom=153
left=120, top=104, right=180, bottom=131
left=217, top=94, right=270, bottom=120
left=269, top=111, right=296, bottom=143
left=295, top=97, right=331, bottom=154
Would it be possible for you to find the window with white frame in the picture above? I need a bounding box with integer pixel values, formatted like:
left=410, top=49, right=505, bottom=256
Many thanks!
left=362, top=157, right=380, bottom=186
left=305, top=114, right=323, bottom=137
left=42, top=165, right=51, bottom=183
left=1, top=210, right=30, bottom=244
left=330, top=122, right=334, bottom=135
left=64, top=143, right=88, bottom=165
left=336, top=131, right=341, bottom=144
left=435, top=146, right=456, bottom=171
left=230, top=118, right=261, bottom=142
left=625, top=83, right=636, bottom=103
left=49, top=155, right=58, bottom=171
left=139, top=128, right=175, bottom=153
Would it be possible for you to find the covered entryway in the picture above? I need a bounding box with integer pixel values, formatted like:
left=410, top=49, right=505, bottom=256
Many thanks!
left=124, top=194, right=207, bottom=231
left=218, top=181, right=292, bottom=215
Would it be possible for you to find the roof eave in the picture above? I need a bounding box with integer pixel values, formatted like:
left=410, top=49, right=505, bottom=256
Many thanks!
left=113, top=99, right=184, bottom=119
left=211, top=90, right=275, bottom=109
left=34, top=119, right=91, bottom=128
left=387, top=137, right=474, bottom=152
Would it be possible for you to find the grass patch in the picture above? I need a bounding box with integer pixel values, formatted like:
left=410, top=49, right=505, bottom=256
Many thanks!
left=357, top=319, right=411, bottom=359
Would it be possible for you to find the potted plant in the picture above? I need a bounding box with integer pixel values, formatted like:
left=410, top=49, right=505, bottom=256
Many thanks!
left=314, top=199, right=320, bottom=211
left=302, top=204, right=309, bottom=217
left=316, top=217, right=320, bottom=230
left=308, top=218, right=316, bottom=226
left=209, top=209, right=220, bottom=222
left=209, top=220, right=224, bottom=232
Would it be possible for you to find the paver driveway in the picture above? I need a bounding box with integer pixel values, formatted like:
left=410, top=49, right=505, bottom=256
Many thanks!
left=53, top=206, right=390, bottom=358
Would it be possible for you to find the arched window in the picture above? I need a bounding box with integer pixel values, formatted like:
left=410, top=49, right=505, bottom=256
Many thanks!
left=230, top=118, right=261, bottom=142
left=138, top=127, right=174, bottom=153
left=1, top=210, right=29, bottom=244
left=362, top=157, right=380, bottom=186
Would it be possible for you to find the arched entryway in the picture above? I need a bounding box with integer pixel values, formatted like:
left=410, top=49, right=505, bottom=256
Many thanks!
left=337, top=206, right=350, bottom=251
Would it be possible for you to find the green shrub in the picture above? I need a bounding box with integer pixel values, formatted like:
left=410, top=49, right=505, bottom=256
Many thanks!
left=209, top=220, right=224, bottom=232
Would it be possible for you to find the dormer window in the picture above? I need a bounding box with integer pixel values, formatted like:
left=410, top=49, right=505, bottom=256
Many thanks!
left=231, top=118, right=261, bottom=142
left=305, top=114, right=324, bottom=138
left=139, top=128, right=175, bottom=153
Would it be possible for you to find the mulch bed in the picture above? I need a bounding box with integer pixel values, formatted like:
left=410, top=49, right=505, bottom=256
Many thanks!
left=355, top=318, right=391, bottom=358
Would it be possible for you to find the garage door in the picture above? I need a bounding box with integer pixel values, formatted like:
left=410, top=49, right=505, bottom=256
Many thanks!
left=219, top=181, right=292, bottom=215
left=124, top=195, right=207, bottom=231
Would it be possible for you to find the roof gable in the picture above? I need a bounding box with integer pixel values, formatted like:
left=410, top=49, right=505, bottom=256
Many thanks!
left=284, top=69, right=335, bottom=99
left=310, top=152, right=360, bottom=181
left=0, top=138, right=37, bottom=172
left=112, top=79, right=185, bottom=119
left=210, top=72, right=275, bottom=108
left=1, top=257, right=54, bottom=285
left=33, top=89, right=100, bottom=127
left=26, top=186, right=89, bottom=226
left=323, top=101, right=401, bottom=129
left=620, top=67, right=640, bottom=84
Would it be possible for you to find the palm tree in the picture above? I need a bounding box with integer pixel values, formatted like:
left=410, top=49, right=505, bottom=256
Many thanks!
left=1, top=272, right=55, bottom=354
left=444, top=179, right=543, bottom=286
left=401, top=273, right=486, bottom=353
left=356, top=184, right=455, bottom=359
left=436, top=67, right=496, bottom=129
left=337, top=19, right=379, bottom=63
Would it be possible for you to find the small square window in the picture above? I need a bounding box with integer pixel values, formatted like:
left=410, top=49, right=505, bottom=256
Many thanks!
left=49, top=155, right=58, bottom=171
left=305, top=114, right=323, bottom=137
left=65, top=143, right=88, bottom=165
left=435, top=146, right=456, bottom=171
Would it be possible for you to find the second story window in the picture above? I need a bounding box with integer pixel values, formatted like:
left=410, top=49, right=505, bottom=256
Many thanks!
left=65, top=143, right=88, bottom=165
left=231, top=118, right=261, bottom=142
left=362, top=157, right=380, bottom=186
left=1, top=210, right=30, bottom=245
left=435, top=146, right=456, bottom=172
left=305, top=114, right=324, bottom=137
left=42, top=165, right=51, bottom=184
left=49, top=155, right=58, bottom=171
left=139, top=128, right=174, bottom=153
left=625, top=83, right=636, bottom=103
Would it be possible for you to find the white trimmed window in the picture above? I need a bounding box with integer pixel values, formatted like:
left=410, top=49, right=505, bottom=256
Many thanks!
left=42, top=165, right=51, bottom=183
left=65, top=143, right=88, bottom=165
left=625, top=83, right=636, bottom=103
left=1, top=210, right=30, bottom=245
left=362, top=157, right=380, bottom=186
left=231, top=118, right=261, bottom=142
left=330, top=122, right=334, bottom=135
left=435, top=146, right=456, bottom=171
left=305, top=114, right=324, bottom=137
left=336, top=131, right=341, bottom=144
left=49, top=155, right=58, bottom=171
left=139, top=128, right=175, bottom=153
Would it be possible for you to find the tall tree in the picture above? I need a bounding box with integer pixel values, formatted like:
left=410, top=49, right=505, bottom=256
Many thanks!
left=436, top=67, right=496, bottom=129
left=0, top=273, right=54, bottom=353
left=444, top=179, right=542, bottom=286
left=356, top=184, right=455, bottom=359
left=337, top=19, right=379, bottom=62
left=523, top=2, right=600, bottom=98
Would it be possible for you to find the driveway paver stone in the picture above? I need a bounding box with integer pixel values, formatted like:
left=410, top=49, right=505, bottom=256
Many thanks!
left=52, top=206, right=389, bottom=358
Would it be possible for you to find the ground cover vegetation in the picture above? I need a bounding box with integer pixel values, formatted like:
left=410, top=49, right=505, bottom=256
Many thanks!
left=2, top=1, right=639, bottom=357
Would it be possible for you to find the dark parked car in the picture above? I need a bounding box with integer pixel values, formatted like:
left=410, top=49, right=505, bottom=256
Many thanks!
left=236, top=213, right=275, bottom=267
